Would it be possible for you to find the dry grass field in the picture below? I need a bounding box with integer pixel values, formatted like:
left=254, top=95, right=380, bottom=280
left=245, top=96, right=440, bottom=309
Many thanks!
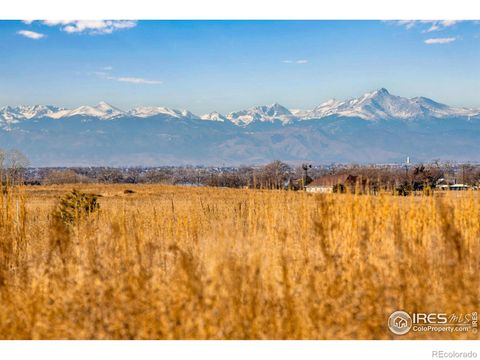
left=0, top=184, right=478, bottom=339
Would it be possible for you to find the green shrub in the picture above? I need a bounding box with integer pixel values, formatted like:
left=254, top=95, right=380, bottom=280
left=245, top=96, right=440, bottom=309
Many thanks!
left=54, top=189, right=100, bottom=225
left=396, top=182, right=413, bottom=196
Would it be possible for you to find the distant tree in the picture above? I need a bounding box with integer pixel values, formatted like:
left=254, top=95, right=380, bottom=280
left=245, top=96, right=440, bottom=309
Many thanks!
left=3, top=149, right=29, bottom=186
left=458, top=164, right=477, bottom=185
left=396, top=181, right=413, bottom=196
left=44, top=169, right=89, bottom=184
left=0, top=149, right=6, bottom=185
left=123, top=168, right=143, bottom=184
left=96, top=168, right=124, bottom=183
left=259, top=161, right=292, bottom=189
left=411, top=164, right=441, bottom=191
left=142, top=169, right=175, bottom=184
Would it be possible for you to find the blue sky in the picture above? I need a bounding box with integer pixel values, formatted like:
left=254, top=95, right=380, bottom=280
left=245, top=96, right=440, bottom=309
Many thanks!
left=1, top=20, right=479, bottom=114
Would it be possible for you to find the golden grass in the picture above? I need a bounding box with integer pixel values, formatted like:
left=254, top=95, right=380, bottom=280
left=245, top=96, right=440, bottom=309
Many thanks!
left=0, top=184, right=478, bottom=339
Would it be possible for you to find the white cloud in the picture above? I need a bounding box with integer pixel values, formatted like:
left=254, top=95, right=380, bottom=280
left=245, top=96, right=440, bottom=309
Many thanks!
left=424, top=37, right=457, bottom=44
left=93, top=71, right=108, bottom=77
left=440, top=20, right=458, bottom=27
left=425, top=24, right=440, bottom=32
left=424, top=20, right=459, bottom=32
left=103, top=66, right=113, bottom=71
left=282, top=59, right=308, bottom=64
left=41, top=20, right=137, bottom=35
left=17, top=30, right=45, bottom=40
left=389, top=21, right=461, bottom=44
left=94, top=70, right=161, bottom=85
left=392, top=20, right=460, bottom=32
left=113, top=76, right=162, bottom=85
left=395, top=20, right=417, bottom=30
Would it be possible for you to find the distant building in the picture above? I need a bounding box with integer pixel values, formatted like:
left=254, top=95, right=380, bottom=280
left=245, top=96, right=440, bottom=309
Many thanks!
left=306, top=174, right=364, bottom=193
left=449, top=184, right=469, bottom=191
left=435, top=178, right=470, bottom=191
left=435, top=178, right=450, bottom=191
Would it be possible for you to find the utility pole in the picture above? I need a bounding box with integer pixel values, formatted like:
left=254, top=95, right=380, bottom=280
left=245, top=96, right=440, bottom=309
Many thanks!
left=302, top=163, right=312, bottom=190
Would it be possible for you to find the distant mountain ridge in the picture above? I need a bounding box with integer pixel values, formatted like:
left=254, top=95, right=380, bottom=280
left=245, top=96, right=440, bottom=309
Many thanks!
left=2, top=88, right=479, bottom=125
left=1, top=88, right=480, bottom=166
left=301, top=88, right=480, bottom=121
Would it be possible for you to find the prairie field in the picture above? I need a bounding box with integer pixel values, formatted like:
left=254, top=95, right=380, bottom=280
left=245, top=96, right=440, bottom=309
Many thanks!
left=0, top=184, right=478, bottom=339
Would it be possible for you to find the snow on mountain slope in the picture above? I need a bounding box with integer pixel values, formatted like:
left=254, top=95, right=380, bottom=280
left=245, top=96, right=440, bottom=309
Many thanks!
left=57, top=102, right=125, bottom=119
left=180, top=109, right=199, bottom=119
left=301, top=88, right=480, bottom=121
left=3, top=88, right=480, bottom=166
left=227, top=103, right=297, bottom=126
left=409, top=96, right=478, bottom=118
left=0, top=105, right=65, bottom=123
left=0, top=102, right=125, bottom=122
left=128, top=106, right=199, bottom=119
left=200, top=111, right=227, bottom=122
left=2, top=89, right=479, bottom=126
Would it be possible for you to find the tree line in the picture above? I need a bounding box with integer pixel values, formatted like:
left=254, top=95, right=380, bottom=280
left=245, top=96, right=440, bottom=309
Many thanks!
left=24, top=161, right=480, bottom=191
left=3, top=148, right=480, bottom=191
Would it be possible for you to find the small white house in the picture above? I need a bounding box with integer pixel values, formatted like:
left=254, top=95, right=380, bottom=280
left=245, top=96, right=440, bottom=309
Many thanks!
left=305, top=174, right=357, bottom=193
left=436, top=178, right=470, bottom=191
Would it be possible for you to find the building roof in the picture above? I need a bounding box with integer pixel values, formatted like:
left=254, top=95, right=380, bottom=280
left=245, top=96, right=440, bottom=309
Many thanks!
left=307, top=174, right=357, bottom=187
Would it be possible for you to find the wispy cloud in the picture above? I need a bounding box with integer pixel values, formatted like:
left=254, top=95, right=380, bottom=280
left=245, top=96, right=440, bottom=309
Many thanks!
left=424, top=37, right=457, bottom=44
left=424, top=20, right=459, bottom=33
left=94, top=69, right=161, bottom=85
left=40, top=20, right=137, bottom=35
left=391, top=20, right=460, bottom=32
left=425, top=24, right=441, bottom=32
left=388, top=21, right=461, bottom=44
left=394, top=20, right=417, bottom=30
left=17, top=30, right=45, bottom=40
left=282, top=59, right=308, bottom=64
left=112, top=76, right=162, bottom=85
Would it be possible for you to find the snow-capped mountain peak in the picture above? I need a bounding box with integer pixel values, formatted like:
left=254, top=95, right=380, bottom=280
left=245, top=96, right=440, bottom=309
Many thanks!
left=59, top=102, right=125, bottom=120
left=130, top=106, right=175, bottom=118
left=200, top=111, right=227, bottom=122
left=2, top=89, right=480, bottom=127
left=128, top=106, right=199, bottom=119
left=302, top=88, right=480, bottom=121
left=0, top=104, right=65, bottom=123
left=96, top=101, right=124, bottom=114
left=367, top=87, right=390, bottom=97
left=180, top=109, right=199, bottom=119
left=227, top=103, right=297, bottom=126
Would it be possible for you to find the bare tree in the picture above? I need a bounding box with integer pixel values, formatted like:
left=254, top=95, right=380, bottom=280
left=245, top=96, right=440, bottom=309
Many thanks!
left=44, top=169, right=90, bottom=185
left=4, top=150, right=29, bottom=186
left=0, top=149, right=6, bottom=186
left=258, top=161, right=292, bottom=189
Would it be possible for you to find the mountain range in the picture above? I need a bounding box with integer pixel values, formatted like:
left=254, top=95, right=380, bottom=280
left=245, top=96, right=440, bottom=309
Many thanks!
left=1, top=88, right=479, bottom=166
